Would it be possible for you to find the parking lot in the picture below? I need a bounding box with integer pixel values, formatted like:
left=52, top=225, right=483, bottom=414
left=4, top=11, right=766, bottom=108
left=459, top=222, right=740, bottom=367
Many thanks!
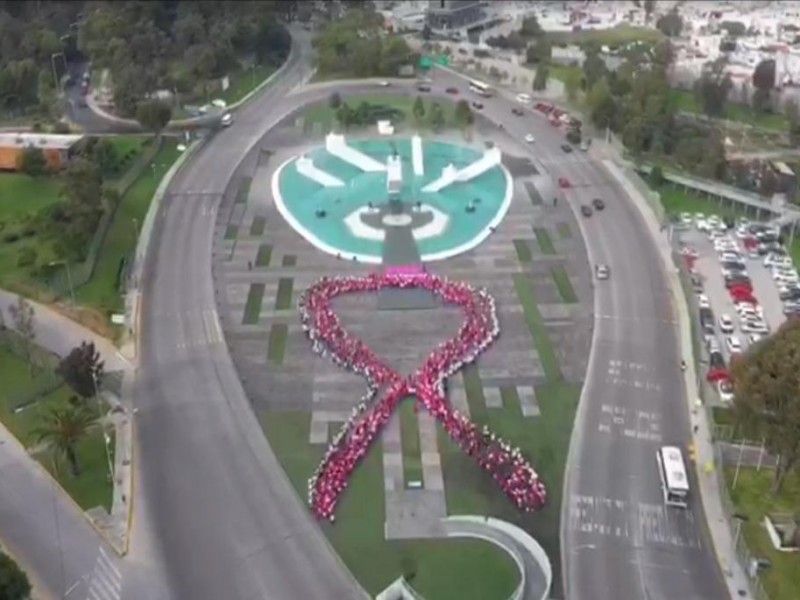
left=676, top=213, right=794, bottom=403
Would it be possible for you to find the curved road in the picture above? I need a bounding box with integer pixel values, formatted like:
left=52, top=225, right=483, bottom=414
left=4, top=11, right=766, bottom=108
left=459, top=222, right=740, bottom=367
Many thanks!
left=118, top=34, right=727, bottom=600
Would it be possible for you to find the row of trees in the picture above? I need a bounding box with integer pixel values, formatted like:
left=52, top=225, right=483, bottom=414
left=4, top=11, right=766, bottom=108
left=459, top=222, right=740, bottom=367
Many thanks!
left=328, top=93, right=474, bottom=132
left=79, top=1, right=291, bottom=116
left=313, top=6, right=415, bottom=78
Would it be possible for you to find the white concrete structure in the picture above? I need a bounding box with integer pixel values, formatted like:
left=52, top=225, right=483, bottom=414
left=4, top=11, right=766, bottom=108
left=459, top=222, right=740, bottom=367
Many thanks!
left=325, top=133, right=386, bottom=172
left=422, top=147, right=502, bottom=193
left=387, top=154, right=403, bottom=195
left=411, top=134, right=424, bottom=177
left=296, top=156, right=345, bottom=187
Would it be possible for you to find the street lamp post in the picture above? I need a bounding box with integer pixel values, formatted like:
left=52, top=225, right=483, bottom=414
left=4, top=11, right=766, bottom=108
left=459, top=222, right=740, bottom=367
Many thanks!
left=91, top=372, right=115, bottom=484
left=49, top=260, right=75, bottom=305
left=51, top=52, right=64, bottom=93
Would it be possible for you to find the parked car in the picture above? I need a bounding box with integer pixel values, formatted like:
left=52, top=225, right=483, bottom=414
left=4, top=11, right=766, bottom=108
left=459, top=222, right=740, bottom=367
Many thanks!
left=561, top=144, right=573, bottom=153
left=445, top=87, right=459, bottom=94
left=592, top=198, right=605, bottom=210
left=581, top=205, right=593, bottom=217
left=718, top=314, right=734, bottom=333
left=511, top=107, right=524, bottom=116
left=717, top=379, right=734, bottom=402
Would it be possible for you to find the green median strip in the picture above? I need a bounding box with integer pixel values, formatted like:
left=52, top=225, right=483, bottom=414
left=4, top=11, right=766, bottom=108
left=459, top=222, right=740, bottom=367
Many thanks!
left=551, top=266, right=578, bottom=303
left=255, top=244, right=272, bottom=267
left=250, top=216, right=266, bottom=236
left=399, top=397, right=424, bottom=487
left=533, top=227, right=556, bottom=255
left=242, top=283, right=265, bottom=324
left=557, top=222, right=572, bottom=239
left=236, top=176, right=252, bottom=204
left=225, top=225, right=238, bottom=240
left=275, top=277, right=294, bottom=310
left=513, top=239, right=532, bottom=264
left=513, top=274, right=561, bottom=382
left=282, top=254, right=297, bottom=267
left=267, top=323, right=288, bottom=364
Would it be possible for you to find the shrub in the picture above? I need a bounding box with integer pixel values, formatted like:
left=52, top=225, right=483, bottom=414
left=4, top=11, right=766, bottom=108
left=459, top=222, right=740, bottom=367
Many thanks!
left=16, top=247, right=37, bottom=268
left=2, top=232, right=20, bottom=244
left=52, top=122, right=71, bottom=134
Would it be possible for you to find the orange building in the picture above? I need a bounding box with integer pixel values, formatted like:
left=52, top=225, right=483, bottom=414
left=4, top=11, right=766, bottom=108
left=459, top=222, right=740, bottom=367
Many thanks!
left=0, top=133, right=84, bottom=172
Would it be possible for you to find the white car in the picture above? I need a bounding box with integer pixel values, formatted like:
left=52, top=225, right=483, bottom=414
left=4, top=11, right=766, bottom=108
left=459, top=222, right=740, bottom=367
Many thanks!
left=725, top=336, right=742, bottom=354
left=378, top=80, right=391, bottom=87
left=735, top=225, right=751, bottom=238
left=697, top=293, right=711, bottom=309
left=741, top=319, right=769, bottom=334
left=765, top=254, right=791, bottom=268
left=516, top=93, right=531, bottom=104
left=718, top=314, right=734, bottom=333
left=220, top=112, right=233, bottom=126
left=717, top=379, right=735, bottom=402
left=524, top=134, right=535, bottom=143
left=773, top=270, right=799, bottom=284
left=680, top=212, right=693, bottom=226
left=696, top=219, right=711, bottom=232
left=748, top=333, right=764, bottom=345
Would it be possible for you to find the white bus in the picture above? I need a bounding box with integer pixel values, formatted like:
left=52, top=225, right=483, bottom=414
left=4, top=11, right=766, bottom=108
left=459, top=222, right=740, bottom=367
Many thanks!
left=468, top=79, right=493, bottom=97
left=656, top=446, right=690, bottom=508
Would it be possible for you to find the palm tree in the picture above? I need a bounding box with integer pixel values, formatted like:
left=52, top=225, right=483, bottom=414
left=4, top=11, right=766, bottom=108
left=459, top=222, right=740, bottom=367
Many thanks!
left=32, top=403, right=96, bottom=477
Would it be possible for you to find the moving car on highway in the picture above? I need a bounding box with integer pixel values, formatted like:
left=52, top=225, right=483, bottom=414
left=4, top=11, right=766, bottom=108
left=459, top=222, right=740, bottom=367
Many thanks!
left=592, top=198, right=605, bottom=211
left=524, top=134, right=535, bottom=143
left=595, top=264, right=610, bottom=280
left=558, top=177, right=570, bottom=189
left=581, top=205, right=593, bottom=217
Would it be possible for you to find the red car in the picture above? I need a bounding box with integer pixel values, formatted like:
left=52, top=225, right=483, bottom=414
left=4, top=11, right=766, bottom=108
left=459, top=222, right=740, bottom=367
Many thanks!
left=558, top=177, right=571, bottom=189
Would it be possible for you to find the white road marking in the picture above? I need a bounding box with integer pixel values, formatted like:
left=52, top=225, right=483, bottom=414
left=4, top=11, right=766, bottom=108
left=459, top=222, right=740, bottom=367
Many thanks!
left=86, top=547, right=122, bottom=600
left=569, top=494, right=701, bottom=549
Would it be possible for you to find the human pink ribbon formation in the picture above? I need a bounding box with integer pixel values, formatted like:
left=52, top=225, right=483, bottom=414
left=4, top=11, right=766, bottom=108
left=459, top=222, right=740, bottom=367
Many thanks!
left=299, top=271, right=547, bottom=521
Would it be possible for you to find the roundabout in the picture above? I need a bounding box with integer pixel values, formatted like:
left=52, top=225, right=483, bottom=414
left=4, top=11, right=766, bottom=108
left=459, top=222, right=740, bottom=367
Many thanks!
left=273, top=134, right=512, bottom=263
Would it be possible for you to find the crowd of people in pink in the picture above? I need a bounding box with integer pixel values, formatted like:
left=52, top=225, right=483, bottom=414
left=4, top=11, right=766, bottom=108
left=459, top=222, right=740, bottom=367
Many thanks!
left=299, top=271, right=547, bottom=522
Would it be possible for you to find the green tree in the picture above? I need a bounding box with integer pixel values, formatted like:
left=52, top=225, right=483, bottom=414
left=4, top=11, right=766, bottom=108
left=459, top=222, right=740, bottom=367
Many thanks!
left=694, top=60, right=732, bottom=118
left=526, top=38, right=551, bottom=64
left=329, top=92, right=342, bottom=110
left=582, top=46, right=607, bottom=91
left=135, top=99, right=172, bottom=136
left=454, top=99, right=474, bottom=128
left=412, top=96, right=425, bottom=124
left=731, top=318, right=800, bottom=493
left=19, top=146, right=47, bottom=177
left=429, top=101, right=445, bottom=131
left=91, top=138, right=120, bottom=176
left=532, top=64, right=549, bottom=92
left=520, top=16, right=542, bottom=37
left=786, top=100, right=800, bottom=148
left=586, top=78, right=616, bottom=129
left=656, top=10, right=683, bottom=37
left=563, top=68, right=583, bottom=102
left=0, top=552, right=31, bottom=600
left=32, top=403, right=96, bottom=477
left=643, top=0, right=656, bottom=21
left=57, top=341, right=105, bottom=400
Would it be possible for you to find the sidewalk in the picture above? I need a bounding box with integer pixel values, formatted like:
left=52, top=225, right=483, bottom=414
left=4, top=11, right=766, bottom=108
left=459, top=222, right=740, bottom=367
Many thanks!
left=0, top=289, right=134, bottom=555
left=603, top=159, right=754, bottom=600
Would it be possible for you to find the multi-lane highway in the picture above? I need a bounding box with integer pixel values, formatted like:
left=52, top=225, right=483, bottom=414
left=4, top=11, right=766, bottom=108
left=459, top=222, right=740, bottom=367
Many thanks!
left=3, top=27, right=726, bottom=600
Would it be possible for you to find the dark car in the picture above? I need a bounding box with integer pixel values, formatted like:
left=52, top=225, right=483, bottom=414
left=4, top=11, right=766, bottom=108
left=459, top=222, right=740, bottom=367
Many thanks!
left=709, top=351, right=726, bottom=369
left=780, top=287, right=800, bottom=301
left=592, top=198, right=605, bottom=210
left=445, top=87, right=458, bottom=94
left=561, top=144, right=573, bottom=153
left=472, top=101, right=484, bottom=110
left=691, top=274, right=704, bottom=292
left=511, top=107, right=524, bottom=116
left=580, top=205, right=593, bottom=217
left=417, top=85, right=431, bottom=92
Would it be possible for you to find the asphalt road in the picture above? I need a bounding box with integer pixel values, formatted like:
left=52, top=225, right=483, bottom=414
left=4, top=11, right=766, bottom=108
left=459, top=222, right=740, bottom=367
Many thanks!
left=120, top=40, right=727, bottom=600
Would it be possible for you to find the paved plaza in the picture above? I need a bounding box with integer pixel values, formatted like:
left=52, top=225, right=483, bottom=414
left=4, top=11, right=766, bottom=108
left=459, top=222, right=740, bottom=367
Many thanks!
left=211, top=115, right=593, bottom=539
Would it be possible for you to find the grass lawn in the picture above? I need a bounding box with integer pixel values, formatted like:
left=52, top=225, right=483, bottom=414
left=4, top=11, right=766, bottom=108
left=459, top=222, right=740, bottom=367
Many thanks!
left=219, top=63, right=275, bottom=106
left=36, top=429, right=114, bottom=512
left=513, top=239, right=532, bottom=263
left=302, top=94, right=458, bottom=133
left=261, top=412, right=520, bottom=600
left=656, top=183, right=748, bottom=220
left=548, top=64, right=581, bottom=84
left=557, top=222, right=572, bottom=239
left=513, top=273, right=561, bottom=381
left=725, top=467, right=800, bottom=600
left=243, top=283, right=265, bottom=325
left=267, top=323, right=288, bottom=364
left=551, top=266, right=578, bottom=303
left=533, top=227, right=556, bottom=255
left=250, top=216, right=266, bottom=236
left=398, top=397, right=424, bottom=486
left=236, top=176, right=251, bottom=204
left=76, top=137, right=182, bottom=315
left=255, top=244, right=272, bottom=267
left=0, top=344, right=113, bottom=511
left=670, top=88, right=789, bottom=131
left=548, top=24, right=663, bottom=47
left=275, top=277, right=294, bottom=311
left=711, top=406, right=765, bottom=442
